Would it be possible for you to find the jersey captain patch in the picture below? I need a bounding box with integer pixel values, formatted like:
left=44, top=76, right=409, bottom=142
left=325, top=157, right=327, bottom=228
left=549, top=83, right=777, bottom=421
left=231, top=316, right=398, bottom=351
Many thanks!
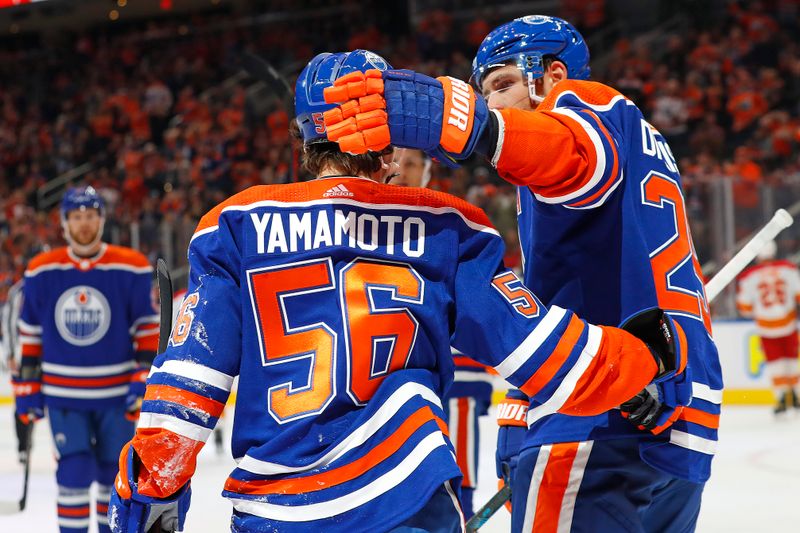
left=54, top=285, right=111, bottom=346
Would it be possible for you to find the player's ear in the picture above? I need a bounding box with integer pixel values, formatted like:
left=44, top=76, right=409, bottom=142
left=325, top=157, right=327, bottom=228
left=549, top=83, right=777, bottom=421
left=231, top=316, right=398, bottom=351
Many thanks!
left=548, top=60, right=569, bottom=83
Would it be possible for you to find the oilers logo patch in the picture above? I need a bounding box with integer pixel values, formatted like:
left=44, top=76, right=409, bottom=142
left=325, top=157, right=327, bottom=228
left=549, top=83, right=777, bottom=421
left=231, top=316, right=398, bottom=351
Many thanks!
left=364, top=51, right=388, bottom=70
left=55, top=286, right=111, bottom=346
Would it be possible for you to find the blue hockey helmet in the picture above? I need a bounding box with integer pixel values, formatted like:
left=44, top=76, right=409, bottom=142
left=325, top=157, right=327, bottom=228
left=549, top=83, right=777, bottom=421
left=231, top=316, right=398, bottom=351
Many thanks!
left=471, top=15, right=590, bottom=90
left=60, top=186, right=105, bottom=222
left=295, top=49, right=391, bottom=144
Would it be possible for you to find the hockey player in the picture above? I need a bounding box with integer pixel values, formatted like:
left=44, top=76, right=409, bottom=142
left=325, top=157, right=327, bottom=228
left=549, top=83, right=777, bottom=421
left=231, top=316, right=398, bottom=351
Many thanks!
left=322, top=15, right=722, bottom=532
left=107, top=50, right=683, bottom=533
left=393, top=148, right=496, bottom=517
left=1, top=279, right=30, bottom=464
left=14, top=186, right=159, bottom=533
left=737, top=241, right=800, bottom=414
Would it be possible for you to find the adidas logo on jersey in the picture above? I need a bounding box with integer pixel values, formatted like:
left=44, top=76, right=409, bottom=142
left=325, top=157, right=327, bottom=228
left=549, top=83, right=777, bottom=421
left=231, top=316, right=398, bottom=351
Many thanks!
left=323, top=184, right=354, bottom=198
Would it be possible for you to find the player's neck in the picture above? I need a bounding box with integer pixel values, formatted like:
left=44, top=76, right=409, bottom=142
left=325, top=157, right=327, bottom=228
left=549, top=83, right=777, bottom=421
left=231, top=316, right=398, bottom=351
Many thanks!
left=316, top=165, right=376, bottom=182
left=69, top=241, right=104, bottom=259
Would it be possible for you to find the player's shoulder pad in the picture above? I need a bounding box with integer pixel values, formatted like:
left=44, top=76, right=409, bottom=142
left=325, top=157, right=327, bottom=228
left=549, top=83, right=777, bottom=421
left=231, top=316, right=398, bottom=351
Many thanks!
left=25, top=247, right=69, bottom=274
left=193, top=184, right=305, bottom=238
left=539, top=79, right=628, bottom=113
left=103, top=244, right=151, bottom=268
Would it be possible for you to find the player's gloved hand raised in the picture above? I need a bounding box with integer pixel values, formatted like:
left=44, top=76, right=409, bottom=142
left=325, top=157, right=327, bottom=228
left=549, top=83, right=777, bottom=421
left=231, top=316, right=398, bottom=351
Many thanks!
left=12, top=379, right=44, bottom=424
left=125, top=368, right=149, bottom=422
left=322, top=69, right=491, bottom=167
left=618, top=309, right=693, bottom=434
left=109, top=444, right=191, bottom=533
left=495, top=389, right=528, bottom=499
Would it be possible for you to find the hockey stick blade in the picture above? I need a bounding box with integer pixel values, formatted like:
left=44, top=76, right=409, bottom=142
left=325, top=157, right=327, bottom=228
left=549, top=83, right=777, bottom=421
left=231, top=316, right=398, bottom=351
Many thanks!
left=0, top=416, right=35, bottom=514
left=465, top=484, right=511, bottom=532
left=156, top=259, right=173, bottom=355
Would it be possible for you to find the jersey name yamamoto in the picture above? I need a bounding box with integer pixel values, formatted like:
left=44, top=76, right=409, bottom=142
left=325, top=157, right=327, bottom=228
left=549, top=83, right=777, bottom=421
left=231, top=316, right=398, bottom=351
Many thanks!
left=128, top=178, right=657, bottom=531
left=18, top=244, right=158, bottom=409
left=491, top=80, right=723, bottom=483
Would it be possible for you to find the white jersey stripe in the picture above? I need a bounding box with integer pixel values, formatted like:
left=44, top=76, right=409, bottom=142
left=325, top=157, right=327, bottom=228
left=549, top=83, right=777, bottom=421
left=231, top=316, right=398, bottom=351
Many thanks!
left=494, top=306, right=568, bottom=378
left=692, top=382, right=723, bottom=404
left=556, top=441, right=594, bottom=533
left=17, top=319, right=42, bottom=334
left=57, top=493, right=91, bottom=505
left=237, top=382, right=442, bottom=475
left=59, top=518, right=91, bottom=528
left=521, top=444, right=552, bottom=533
left=230, top=432, right=448, bottom=521
left=43, top=385, right=128, bottom=399
left=150, top=360, right=235, bottom=392
left=465, top=397, right=476, bottom=487
left=19, top=335, right=41, bottom=345
left=669, top=430, right=718, bottom=455
left=136, top=412, right=213, bottom=442
left=43, top=360, right=136, bottom=377
left=526, top=325, right=603, bottom=426
left=452, top=371, right=495, bottom=384
left=26, top=262, right=151, bottom=277
left=490, top=109, right=505, bottom=168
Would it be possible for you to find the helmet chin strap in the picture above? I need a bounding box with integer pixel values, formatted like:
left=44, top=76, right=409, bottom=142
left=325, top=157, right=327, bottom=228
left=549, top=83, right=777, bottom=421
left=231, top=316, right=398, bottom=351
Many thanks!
left=527, top=72, right=545, bottom=104
left=62, top=218, right=105, bottom=257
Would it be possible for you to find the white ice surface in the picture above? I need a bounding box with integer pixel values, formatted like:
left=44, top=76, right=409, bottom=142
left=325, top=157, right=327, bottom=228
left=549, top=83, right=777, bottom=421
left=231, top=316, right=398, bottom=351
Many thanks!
left=0, top=405, right=797, bottom=532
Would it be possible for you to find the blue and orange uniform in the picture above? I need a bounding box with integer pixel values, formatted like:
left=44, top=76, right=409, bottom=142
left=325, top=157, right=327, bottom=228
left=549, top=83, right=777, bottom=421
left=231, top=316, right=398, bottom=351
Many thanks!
left=113, top=178, right=661, bottom=532
left=15, top=243, right=158, bottom=533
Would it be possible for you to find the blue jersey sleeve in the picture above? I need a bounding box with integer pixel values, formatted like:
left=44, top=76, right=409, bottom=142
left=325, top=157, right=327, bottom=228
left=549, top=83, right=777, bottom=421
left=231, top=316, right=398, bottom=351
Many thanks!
left=450, top=225, right=657, bottom=425
left=129, top=218, right=240, bottom=498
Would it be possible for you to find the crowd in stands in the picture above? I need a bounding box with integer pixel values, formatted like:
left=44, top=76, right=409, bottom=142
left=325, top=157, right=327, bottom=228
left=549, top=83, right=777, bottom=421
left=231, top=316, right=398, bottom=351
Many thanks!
left=2, top=0, right=800, bottom=306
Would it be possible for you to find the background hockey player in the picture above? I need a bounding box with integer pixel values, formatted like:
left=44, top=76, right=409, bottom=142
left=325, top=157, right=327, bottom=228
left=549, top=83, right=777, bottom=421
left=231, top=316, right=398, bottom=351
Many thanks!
left=1, top=279, right=30, bottom=464
left=322, top=15, right=722, bottom=532
left=737, top=240, right=800, bottom=414
left=107, top=50, right=681, bottom=533
left=393, top=148, right=496, bottom=517
left=13, top=186, right=159, bottom=533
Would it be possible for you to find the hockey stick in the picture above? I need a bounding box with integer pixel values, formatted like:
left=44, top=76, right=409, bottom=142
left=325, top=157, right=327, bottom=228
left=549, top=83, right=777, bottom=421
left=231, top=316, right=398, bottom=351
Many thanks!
left=0, top=413, right=35, bottom=514
left=705, top=208, right=794, bottom=301
left=156, top=258, right=174, bottom=355
left=147, top=259, right=174, bottom=533
left=239, top=51, right=298, bottom=181
left=465, top=208, right=795, bottom=530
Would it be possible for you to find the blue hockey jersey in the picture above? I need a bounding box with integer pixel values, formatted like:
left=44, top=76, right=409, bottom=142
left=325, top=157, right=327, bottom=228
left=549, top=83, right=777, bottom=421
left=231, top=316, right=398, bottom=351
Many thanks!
left=125, top=178, right=660, bottom=531
left=491, top=79, right=723, bottom=483
left=16, top=244, right=159, bottom=410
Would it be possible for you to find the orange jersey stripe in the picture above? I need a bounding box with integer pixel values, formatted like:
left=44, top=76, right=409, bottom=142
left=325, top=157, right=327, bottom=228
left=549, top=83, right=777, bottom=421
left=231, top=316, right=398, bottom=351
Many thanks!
left=134, top=333, right=159, bottom=353
left=455, top=397, right=472, bottom=488
left=144, top=384, right=226, bottom=419
left=43, top=374, right=131, bottom=388
left=757, top=311, right=797, bottom=329
left=58, top=506, right=91, bottom=517
left=21, top=344, right=42, bottom=357
left=96, top=503, right=109, bottom=513
left=224, top=406, right=442, bottom=495
left=452, top=355, right=492, bottom=371
left=193, top=179, right=494, bottom=237
left=679, top=407, right=720, bottom=430
left=533, top=442, right=580, bottom=532
left=518, top=315, right=584, bottom=398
